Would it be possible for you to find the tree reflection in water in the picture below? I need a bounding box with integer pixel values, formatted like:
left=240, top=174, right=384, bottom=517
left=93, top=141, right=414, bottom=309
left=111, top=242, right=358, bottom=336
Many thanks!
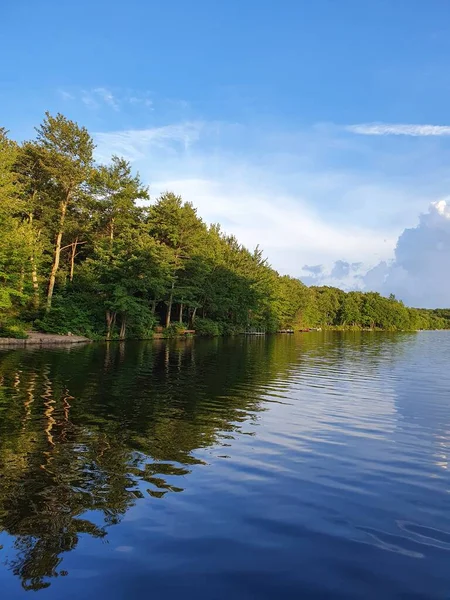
left=0, top=337, right=277, bottom=590
left=0, top=333, right=409, bottom=590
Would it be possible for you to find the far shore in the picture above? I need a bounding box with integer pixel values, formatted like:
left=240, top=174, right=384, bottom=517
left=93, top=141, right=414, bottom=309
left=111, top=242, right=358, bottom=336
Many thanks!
left=0, top=332, right=92, bottom=347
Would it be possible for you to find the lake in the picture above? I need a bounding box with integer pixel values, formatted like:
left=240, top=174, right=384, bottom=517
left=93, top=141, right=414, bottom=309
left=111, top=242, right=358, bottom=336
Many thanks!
left=0, top=332, right=449, bottom=598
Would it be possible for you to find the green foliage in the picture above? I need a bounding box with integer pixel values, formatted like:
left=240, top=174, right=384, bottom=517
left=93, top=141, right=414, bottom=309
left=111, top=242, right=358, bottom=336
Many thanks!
left=217, top=322, right=243, bottom=336
left=90, top=155, right=148, bottom=240
left=193, top=318, right=221, bottom=336
left=0, top=319, right=28, bottom=339
left=164, top=322, right=188, bottom=338
left=35, top=112, right=94, bottom=191
left=0, top=112, right=448, bottom=338
left=35, top=292, right=102, bottom=338
left=125, top=309, right=157, bottom=339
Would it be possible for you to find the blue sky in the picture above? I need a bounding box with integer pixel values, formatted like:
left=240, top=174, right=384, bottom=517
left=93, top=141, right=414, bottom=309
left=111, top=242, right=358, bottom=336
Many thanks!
left=2, top=0, right=450, bottom=306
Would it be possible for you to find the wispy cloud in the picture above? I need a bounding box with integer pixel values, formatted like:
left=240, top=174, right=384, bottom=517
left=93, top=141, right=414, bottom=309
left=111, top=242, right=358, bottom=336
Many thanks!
left=81, top=88, right=118, bottom=111
left=128, top=95, right=153, bottom=108
left=93, top=87, right=119, bottom=111
left=93, top=118, right=450, bottom=304
left=57, top=87, right=154, bottom=112
left=94, top=122, right=204, bottom=161
left=93, top=121, right=405, bottom=275
left=58, top=89, right=75, bottom=101
left=347, top=123, right=450, bottom=136
left=81, top=90, right=99, bottom=109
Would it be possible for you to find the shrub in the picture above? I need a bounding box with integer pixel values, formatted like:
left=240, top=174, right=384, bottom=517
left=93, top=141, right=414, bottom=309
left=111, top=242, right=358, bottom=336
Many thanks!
left=217, top=322, right=243, bottom=336
left=0, top=319, right=29, bottom=339
left=193, top=318, right=221, bottom=336
left=164, top=322, right=188, bottom=338
left=35, top=293, right=102, bottom=338
left=126, top=311, right=158, bottom=339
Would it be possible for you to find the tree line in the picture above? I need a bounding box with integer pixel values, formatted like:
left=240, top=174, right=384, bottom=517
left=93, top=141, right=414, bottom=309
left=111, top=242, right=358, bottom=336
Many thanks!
left=1, top=112, right=448, bottom=339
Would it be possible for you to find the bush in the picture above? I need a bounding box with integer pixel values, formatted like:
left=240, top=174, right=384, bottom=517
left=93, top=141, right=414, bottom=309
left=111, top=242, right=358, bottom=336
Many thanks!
left=193, top=318, right=221, bottom=336
left=164, top=322, right=188, bottom=338
left=0, top=320, right=29, bottom=339
left=35, top=293, right=102, bottom=338
left=126, top=311, right=157, bottom=339
left=217, top=321, right=243, bottom=336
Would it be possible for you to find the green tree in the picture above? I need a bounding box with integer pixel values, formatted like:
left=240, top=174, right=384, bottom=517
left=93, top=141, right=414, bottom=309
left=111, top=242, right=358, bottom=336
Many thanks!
left=0, top=129, right=34, bottom=319
left=35, top=113, right=94, bottom=311
left=90, top=155, right=148, bottom=242
left=339, top=291, right=363, bottom=326
left=148, top=193, right=207, bottom=327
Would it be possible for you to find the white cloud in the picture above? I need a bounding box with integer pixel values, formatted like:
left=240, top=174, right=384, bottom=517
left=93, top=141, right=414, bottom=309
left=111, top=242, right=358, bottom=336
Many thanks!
left=94, top=122, right=403, bottom=273
left=304, top=201, right=450, bottom=307
left=299, top=261, right=368, bottom=290
left=59, top=87, right=154, bottom=112
left=81, top=88, right=118, bottom=111
left=128, top=95, right=153, bottom=108
left=58, top=89, right=74, bottom=101
left=149, top=176, right=391, bottom=275
left=94, top=122, right=204, bottom=162
left=93, top=87, right=119, bottom=111
left=81, top=91, right=99, bottom=109
left=93, top=121, right=450, bottom=305
left=347, top=123, right=450, bottom=136
left=362, top=200, right=450, bottom=307
left=303, top=265, right=324, bottom=276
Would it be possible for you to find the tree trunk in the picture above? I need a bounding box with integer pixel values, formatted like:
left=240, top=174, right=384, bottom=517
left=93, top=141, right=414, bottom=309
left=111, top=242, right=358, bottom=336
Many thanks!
left=19, top=267, right=24, bottom=294
left=165, top=281, right=175, bottom=328
left=119, top=315, right=127, bottom=340
left=179, top=303, right=183, bottom=323
left=69, top=237, right=78, bottom=282
left=190, top=306, right=197, bottom=327
left=46, top=199, right=68, bottom=312
left=29, top=212, right=40, bottom=308
left=106, top=310, right=117, bottom=339
left=110, top=217, right=114, bottom=242
left=30, top=256, right=39, bottom=306
left=151, top=298, right=157, bottom=315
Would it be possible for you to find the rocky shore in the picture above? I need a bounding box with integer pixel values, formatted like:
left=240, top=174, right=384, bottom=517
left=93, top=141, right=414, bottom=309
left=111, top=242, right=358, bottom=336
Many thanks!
left=0, top=332, right=91, bottom=347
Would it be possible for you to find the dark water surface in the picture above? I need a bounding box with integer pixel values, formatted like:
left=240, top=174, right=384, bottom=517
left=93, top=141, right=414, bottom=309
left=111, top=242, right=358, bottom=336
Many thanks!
left=1, top=332, right=450, bottom=598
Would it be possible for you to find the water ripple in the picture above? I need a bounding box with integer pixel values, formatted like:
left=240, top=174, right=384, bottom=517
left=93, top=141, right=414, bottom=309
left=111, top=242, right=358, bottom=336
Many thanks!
left=0, top=332, right=450, bottom=598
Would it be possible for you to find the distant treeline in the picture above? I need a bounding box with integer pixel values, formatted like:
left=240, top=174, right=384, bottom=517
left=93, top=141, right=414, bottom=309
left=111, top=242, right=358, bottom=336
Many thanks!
left=1, top=113, right=449, bottom=339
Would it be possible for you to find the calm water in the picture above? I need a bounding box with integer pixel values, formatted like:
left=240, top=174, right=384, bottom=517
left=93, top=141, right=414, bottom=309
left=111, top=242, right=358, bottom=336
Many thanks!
left=0, top=332, right=450, bottom=598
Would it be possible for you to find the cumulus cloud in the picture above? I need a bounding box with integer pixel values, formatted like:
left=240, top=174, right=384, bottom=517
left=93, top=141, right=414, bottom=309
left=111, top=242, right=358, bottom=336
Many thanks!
left=303, top=264, right=324, bottom=275
left=363, top=200, right=450, bottom=307
left=299, top=261, right=368, bottom=290
left=347, top=123, right=450, bottom=136
left=330, top=260, right=351, bottom=279
left=299, top=202, right=450, bottom=307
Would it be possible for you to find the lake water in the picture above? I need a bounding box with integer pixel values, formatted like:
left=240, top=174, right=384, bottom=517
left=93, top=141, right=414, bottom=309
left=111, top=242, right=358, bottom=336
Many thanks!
left=0, top=332, right=450, bottom=598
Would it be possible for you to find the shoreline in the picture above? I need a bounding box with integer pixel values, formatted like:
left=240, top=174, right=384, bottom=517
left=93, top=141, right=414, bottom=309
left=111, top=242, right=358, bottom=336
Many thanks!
left=1, top=328, right=446, bottom=349
left=0, top=332, right=92, bottom=347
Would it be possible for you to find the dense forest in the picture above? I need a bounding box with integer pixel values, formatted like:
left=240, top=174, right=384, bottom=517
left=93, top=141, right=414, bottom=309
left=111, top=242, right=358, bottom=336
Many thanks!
left=1, top=113, right=449, bottom=339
